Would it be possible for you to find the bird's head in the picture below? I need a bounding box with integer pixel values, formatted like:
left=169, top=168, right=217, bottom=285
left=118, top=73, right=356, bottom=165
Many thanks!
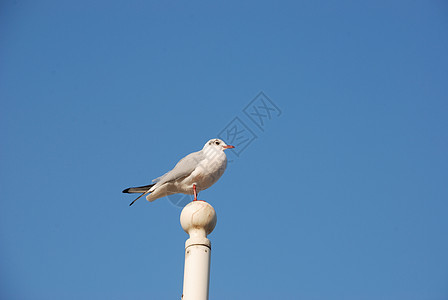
left=203, top=138, right=235, bottom=151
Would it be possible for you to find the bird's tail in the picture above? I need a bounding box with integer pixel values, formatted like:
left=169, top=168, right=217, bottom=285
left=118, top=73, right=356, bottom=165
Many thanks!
left=122, top=184, right=155, bottom=194
left=122, top=184, right=155, bottom=206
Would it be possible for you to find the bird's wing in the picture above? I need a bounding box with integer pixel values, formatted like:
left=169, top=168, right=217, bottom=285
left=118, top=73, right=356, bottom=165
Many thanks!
left=152, top=150, right=204, bottom=185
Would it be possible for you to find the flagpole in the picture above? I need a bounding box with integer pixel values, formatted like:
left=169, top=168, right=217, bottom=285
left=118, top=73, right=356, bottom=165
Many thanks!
left=180, top=201, right=217, bottom=300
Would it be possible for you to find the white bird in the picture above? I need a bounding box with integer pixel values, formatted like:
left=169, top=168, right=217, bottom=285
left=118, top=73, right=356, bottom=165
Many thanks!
left=123, top=138, right=235, bottom=206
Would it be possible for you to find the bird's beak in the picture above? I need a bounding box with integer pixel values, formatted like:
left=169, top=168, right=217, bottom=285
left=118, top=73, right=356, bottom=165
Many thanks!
left=223, top=145, right=235, bottom=149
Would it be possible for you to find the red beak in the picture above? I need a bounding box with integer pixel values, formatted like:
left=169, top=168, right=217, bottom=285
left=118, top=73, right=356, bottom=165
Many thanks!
left=223, top=145, right=235, bottom=149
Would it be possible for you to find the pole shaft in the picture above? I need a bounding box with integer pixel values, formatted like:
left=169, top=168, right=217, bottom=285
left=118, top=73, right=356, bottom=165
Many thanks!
left=182, top=244, right=211, bottom=300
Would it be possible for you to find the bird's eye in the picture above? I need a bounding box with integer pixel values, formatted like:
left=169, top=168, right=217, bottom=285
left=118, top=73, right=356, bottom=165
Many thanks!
left=215, top=141, right=220, bottom=145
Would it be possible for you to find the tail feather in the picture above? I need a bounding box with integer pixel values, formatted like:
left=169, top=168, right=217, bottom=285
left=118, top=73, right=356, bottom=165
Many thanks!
left=122, top=184, right=155, bottom=194
left=123, top=183, right=156, bottom=206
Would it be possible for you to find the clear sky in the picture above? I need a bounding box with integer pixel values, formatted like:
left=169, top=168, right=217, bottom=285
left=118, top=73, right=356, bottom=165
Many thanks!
left=1, top=1, right=448, bottom=299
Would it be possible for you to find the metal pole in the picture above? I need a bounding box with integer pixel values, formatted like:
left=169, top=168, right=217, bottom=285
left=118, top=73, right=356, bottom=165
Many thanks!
left=180, top=201, right=217, bottom=300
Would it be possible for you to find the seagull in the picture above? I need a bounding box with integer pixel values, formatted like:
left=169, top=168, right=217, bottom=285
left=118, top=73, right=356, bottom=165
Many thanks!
left=123, top=138, right=235, bottom=206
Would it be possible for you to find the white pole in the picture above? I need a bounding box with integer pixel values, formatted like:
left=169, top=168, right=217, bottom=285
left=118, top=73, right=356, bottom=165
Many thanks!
left=180, top=201, right=217, bottom=300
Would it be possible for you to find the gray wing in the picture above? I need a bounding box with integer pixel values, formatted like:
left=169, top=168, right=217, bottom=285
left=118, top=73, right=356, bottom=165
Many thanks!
left=152, top=150, right=204, bottom=185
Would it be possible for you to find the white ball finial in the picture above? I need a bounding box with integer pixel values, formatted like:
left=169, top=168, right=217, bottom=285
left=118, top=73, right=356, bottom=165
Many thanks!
left=180, top=201, right=217, bottom=247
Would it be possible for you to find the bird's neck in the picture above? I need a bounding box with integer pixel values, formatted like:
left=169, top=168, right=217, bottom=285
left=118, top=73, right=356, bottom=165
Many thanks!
left=203, top=147, right=225, bottom=161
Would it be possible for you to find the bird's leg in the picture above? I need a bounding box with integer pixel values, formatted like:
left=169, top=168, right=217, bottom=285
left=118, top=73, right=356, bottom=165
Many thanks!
left=193, top=184, right=198, bottom=201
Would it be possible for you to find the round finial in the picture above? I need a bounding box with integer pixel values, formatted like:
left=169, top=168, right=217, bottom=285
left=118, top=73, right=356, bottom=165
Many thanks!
left=180, top=201, right=217, bottom=238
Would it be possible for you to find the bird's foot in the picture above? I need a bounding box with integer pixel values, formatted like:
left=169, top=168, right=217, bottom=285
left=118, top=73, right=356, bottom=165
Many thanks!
left=193, top=184, right=200, bottom=201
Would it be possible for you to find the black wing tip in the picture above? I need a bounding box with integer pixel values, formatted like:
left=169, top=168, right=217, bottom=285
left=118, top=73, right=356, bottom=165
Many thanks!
left=122, top=188, right=130, bottom=193
left=129, top=198, right=139, bottom=206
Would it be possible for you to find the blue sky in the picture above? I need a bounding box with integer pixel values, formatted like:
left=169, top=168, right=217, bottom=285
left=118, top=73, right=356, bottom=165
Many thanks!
left=1, top=1, right=448, bottom=299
